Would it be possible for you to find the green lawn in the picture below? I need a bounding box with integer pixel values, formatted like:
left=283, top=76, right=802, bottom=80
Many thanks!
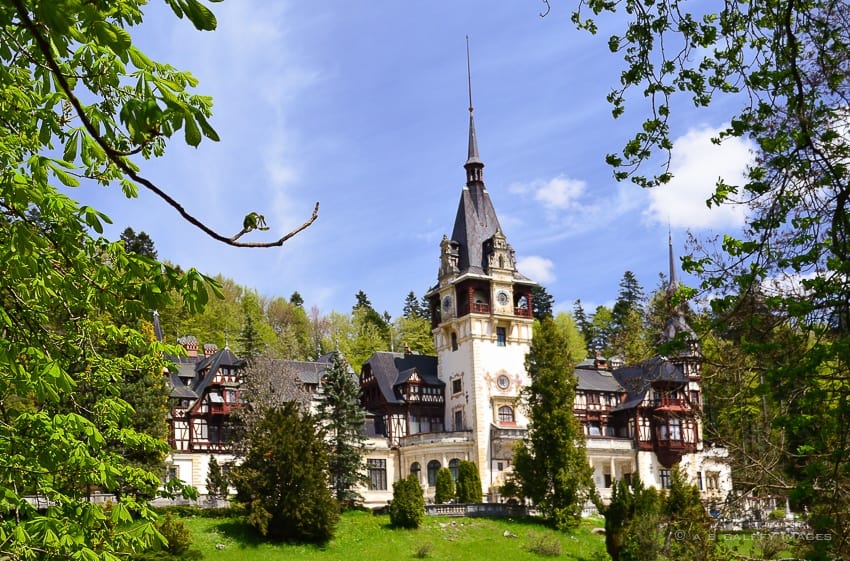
left=179, top=511, right=608, bottom=561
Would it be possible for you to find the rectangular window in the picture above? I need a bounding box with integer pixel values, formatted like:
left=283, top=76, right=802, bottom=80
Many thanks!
left=587, top=422, right=601, bottom=436
left=603, top=474, right=612, bottom=488
left=668, top=418, right=682, bottom=441
left=660, top=469, right=671, bottom=489
left=367, top=459, right=387, bottom=491
left=496, top=327, right=506, bottom=346
left=697, top=471, right=703, bottom=491
left=452, top=378, right=462, bottom=395
left=454, top=409, right=464, bottom=431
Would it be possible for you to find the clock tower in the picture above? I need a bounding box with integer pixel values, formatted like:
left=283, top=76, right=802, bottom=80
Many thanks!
left=426, top=60, right=536, bottom=497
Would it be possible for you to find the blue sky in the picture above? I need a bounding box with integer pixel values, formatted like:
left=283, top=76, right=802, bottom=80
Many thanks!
left=75, top=1, right=754, bottom=318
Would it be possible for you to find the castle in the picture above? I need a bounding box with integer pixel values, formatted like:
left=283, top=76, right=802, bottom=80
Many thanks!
left=162, top=82, right=732, bottom=511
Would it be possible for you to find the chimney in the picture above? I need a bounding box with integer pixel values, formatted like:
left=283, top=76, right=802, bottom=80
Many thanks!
left=204, top=343, right=218, bottom=357
left=404, top=342, right=412, bottom=355
left=178, top=335, right=199, bottom=357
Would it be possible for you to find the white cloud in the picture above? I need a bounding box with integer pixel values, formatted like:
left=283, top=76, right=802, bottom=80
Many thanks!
left=517, top=255, right=555, bottom=283
left=509, top=175, right=586, bottom=209
left=645, top=125, right=754, bottom=229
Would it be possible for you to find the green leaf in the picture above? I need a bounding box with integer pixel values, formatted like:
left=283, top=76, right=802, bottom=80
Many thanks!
left=196, top=113, right=220, bottom=141
left=183, top=114, right=202, bottom=147
left=47, top=161, right=80, bottom=187
left=63, top=132, right=79, bottom=162
left=183, top=0, right=218, bottom=31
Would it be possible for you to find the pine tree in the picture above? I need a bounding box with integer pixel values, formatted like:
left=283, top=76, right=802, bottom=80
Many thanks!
left=232, top=403, right=339, bottom=544
left=612, top=271, right=646, bottom=329
left=531, top=285, right=555, bottom=320
left=512, top=317, right=594, bottom=529
left=402, top=291, right=423, bottom=319
left=237, top=311, right=262, bottom=364
left=315, top=352, right=367, bottom=507
left=573, top=299, right=592, bottom=350
left=120, top=227, right=158, bottom=259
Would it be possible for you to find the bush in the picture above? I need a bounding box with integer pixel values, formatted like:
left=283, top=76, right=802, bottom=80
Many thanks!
left=527, top=532, right=562, bottom=557
left=132, top=513, right=203, bottom=561
left=390, top=474, right=425, bottom=529
left=435, top=468, right=455, bottom=504
left=414, top=542, right=434, bottom=558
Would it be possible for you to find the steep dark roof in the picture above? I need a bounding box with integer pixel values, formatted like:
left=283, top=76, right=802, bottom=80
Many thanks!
left=575, top=367, right=623, bottom=393
left=610, top=356, right=687, bottom=412
left=364, top=352, right=440, bottom=405
left=450, top=185, right=502, bottom=275
left=189, top=347, right=246, bottom=396
left=168, top=371, right=197, bottom=399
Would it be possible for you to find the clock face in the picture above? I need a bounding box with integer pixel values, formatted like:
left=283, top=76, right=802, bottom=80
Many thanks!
left=442, top=296, right=452, bottom=311
left=497, top=290, right=510, bottom=306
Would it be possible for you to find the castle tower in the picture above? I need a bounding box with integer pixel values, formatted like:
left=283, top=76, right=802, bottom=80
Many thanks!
left=660, top=234, right=704, bottom=447
left=426, top=45, right=537, bottom=495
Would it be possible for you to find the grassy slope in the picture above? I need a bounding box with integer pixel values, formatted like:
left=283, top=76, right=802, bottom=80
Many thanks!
left=181, top=511, right=608, bottom=561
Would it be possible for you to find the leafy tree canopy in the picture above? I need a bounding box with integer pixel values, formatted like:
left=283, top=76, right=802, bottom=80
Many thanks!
left=572, top=0, right=850, bottom=554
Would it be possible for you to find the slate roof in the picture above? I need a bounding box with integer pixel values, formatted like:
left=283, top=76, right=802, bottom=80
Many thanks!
left=364, top=351, right=441, bottom=405
left=168, top=370, right=197, bottom=399
left=190, top=347, right=245, bottom=397
left=574, top=367, right=623, bottom=393
left=451, top=184, right=502, bottom=275
left=610, top=356, right=687, bottom=412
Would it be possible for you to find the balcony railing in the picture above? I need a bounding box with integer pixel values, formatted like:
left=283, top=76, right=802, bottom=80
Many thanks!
left=399, top=430, right=474, bottom=447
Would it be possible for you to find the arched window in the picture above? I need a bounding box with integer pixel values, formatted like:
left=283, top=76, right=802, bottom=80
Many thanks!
left=498, top=405, right=515, bottom=423
left=449, top=458, right=460, bottom=481
left=410, top=462, right=421, bottom=482
left=427, top=460, right=441, bottom=486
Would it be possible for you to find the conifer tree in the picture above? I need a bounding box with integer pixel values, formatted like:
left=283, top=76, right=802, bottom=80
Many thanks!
left=455, top=461, right=483, bottom=503
left=435, top=468, right=456, bottom=504
left=232, top=403, right=338, bottom=544
left=389, top=475, right=425, bottom=529
left=315, top=352, right=367, bottom=507
left=512, top=317, right=594, bottom=529
left=531, top=285, right=555, bottom=320
left=206, top=456, right=229, bottom=503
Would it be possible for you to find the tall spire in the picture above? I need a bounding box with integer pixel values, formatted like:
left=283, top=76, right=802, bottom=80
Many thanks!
left=464, top=36, right=484, bottom=184
left=667, top=230, right=679, bottom=293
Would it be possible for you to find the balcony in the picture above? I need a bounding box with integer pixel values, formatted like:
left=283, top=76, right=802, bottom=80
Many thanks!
left=514, top=307, right=532, bottom=318
left=649, top=397, right=689, bottom=410
left=208, top=402, right=235, bottom=416
left=461, top=302, right=491, bottom=315
left=399, top=430, right=474, bottom=447
left=490, top=426, right=528, bottom=441
left=654, top=438, right=697, bottom=453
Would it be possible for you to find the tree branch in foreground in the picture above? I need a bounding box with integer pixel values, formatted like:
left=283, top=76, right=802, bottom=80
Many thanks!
left=12, top=0, right=319, bottom=248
